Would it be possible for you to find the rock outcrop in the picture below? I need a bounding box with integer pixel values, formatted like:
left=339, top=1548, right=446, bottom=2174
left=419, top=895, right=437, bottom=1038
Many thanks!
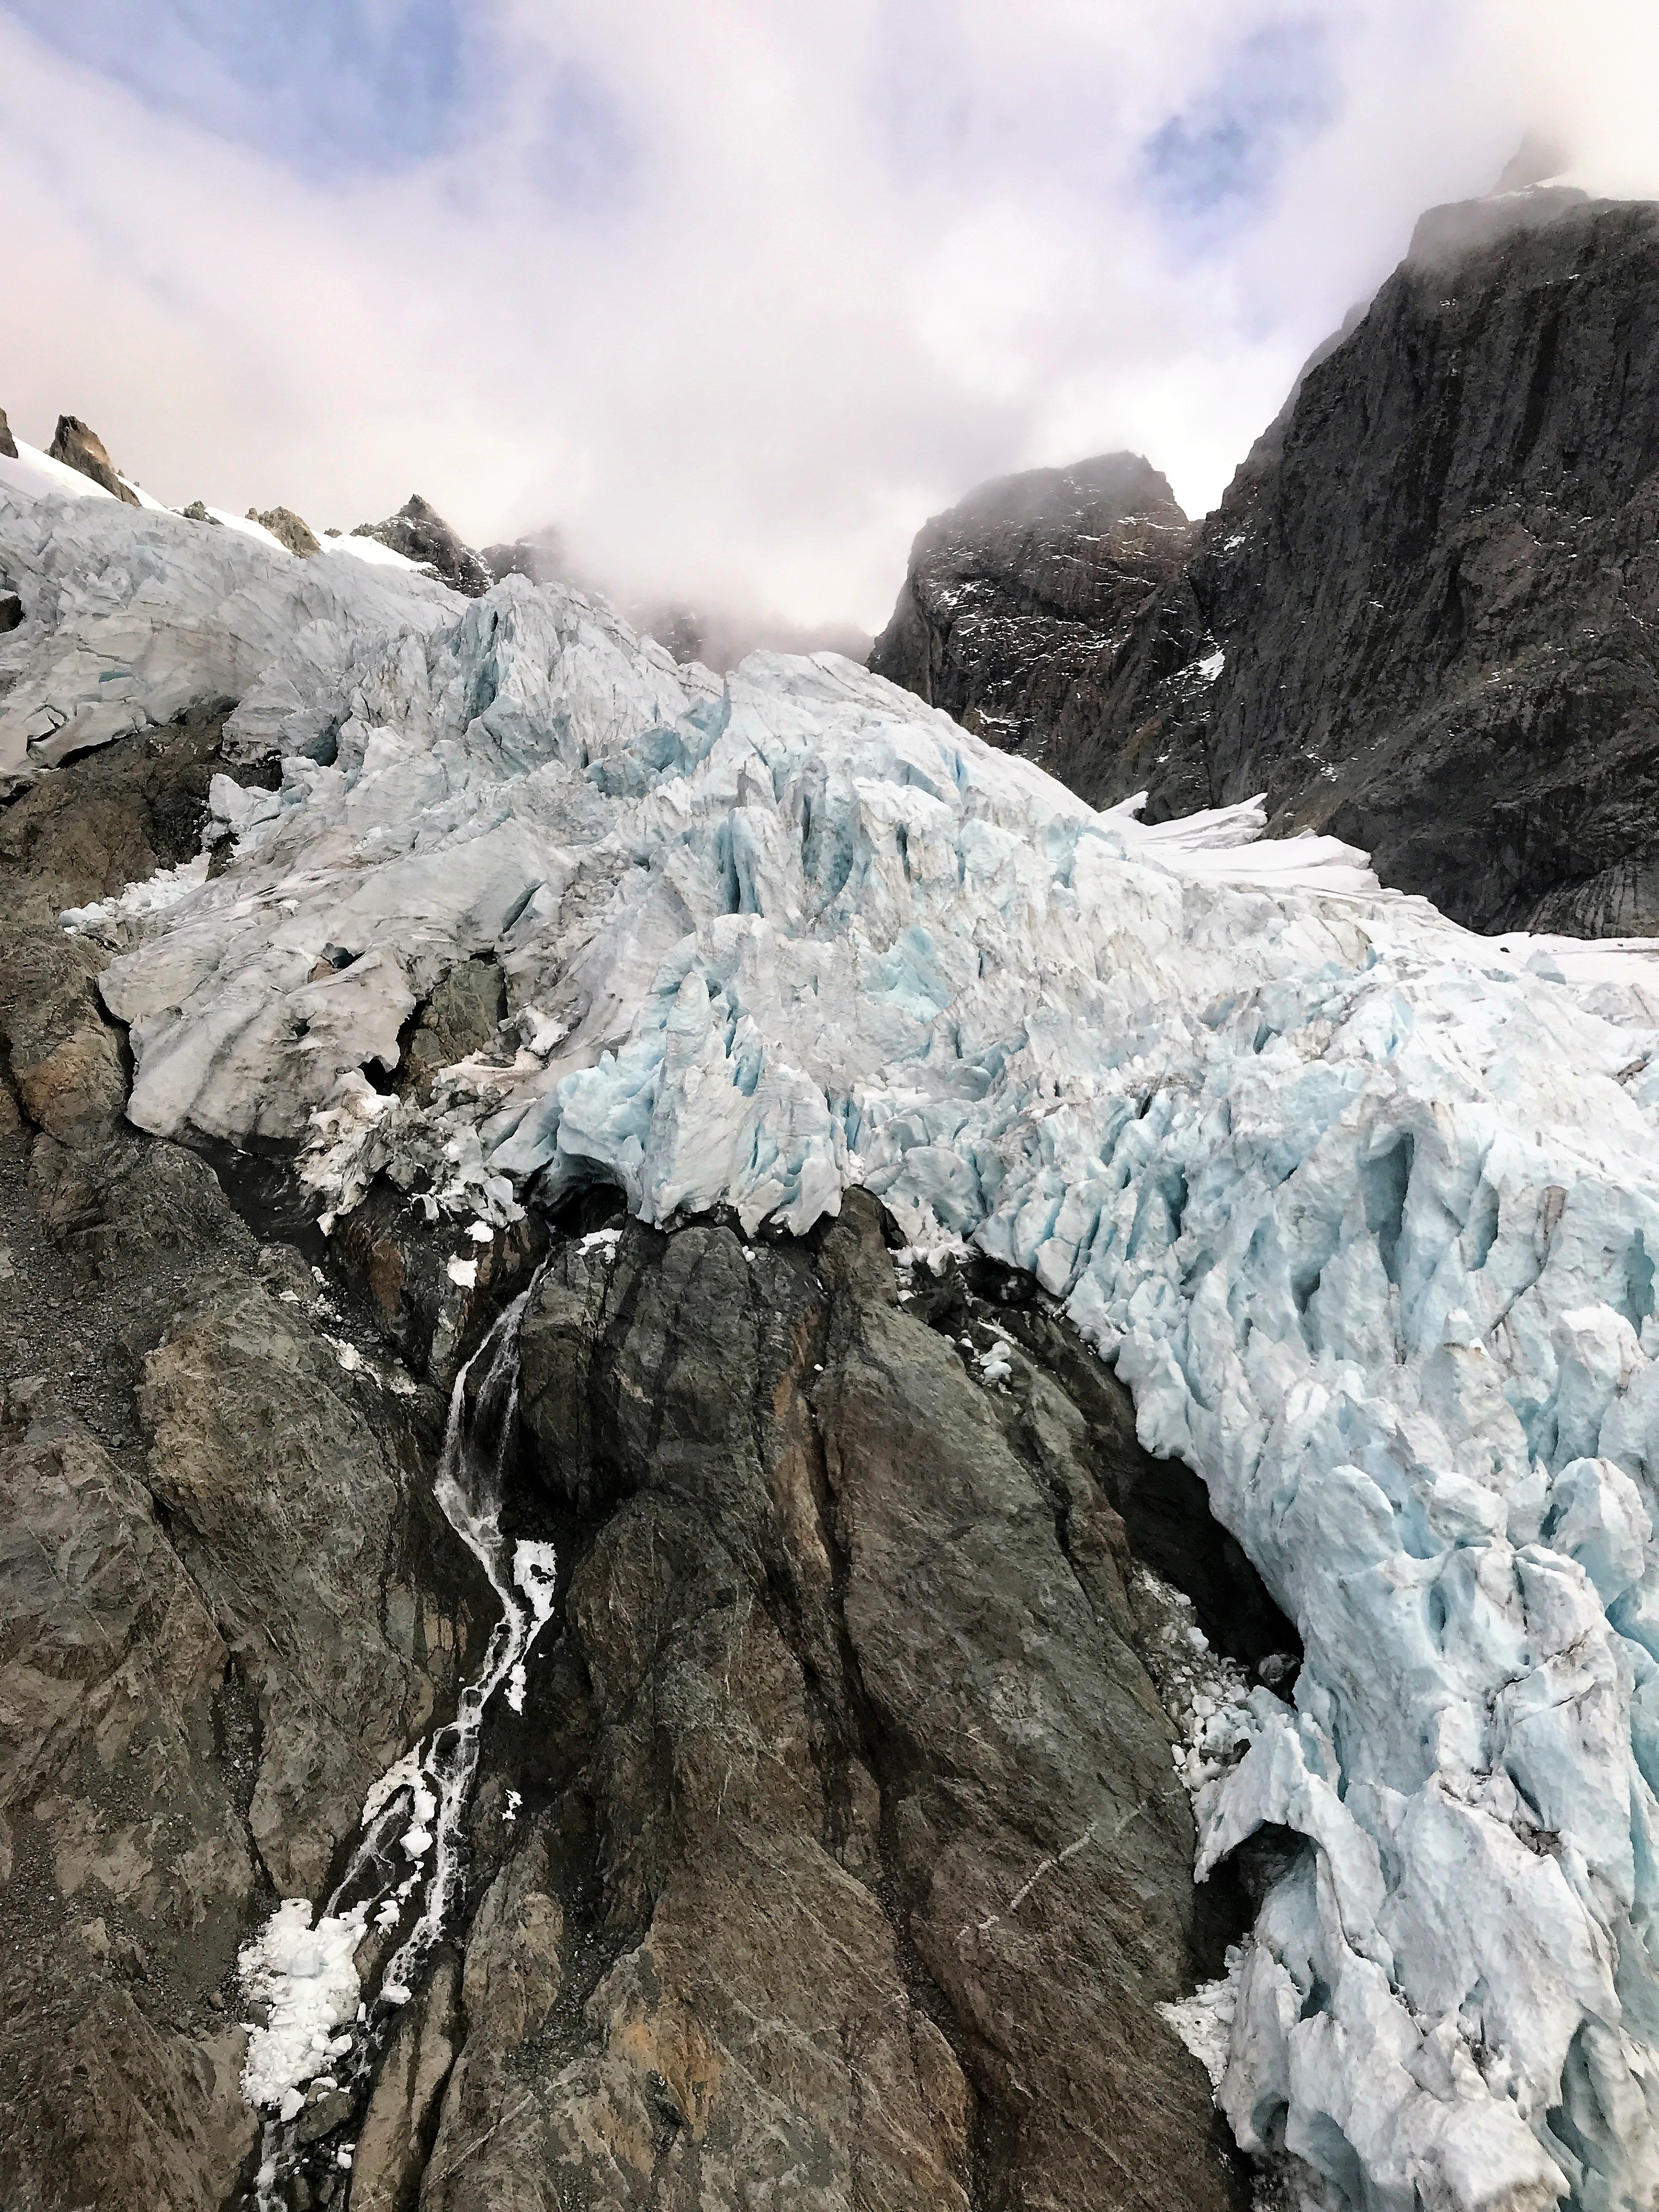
left=1042, top=187, right=1659, bottom=936
left=868, top=452, right=1193, bottom=768
left=0, top=406, right=16, bottom=461
left=354, top=493, right=493, bottom=597
left=406, top=1197, right=1261, bottom=2212
left=876, top=190, right=1659, bottom=935
left=248, top=505, right=321, bottom=557
left=46, top=414, right=140, bottom=506
left=0, top=712, right=486, bottom=2212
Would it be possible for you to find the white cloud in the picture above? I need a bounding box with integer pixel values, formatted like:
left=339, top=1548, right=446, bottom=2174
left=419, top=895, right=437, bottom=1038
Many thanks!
left=0, top=1, right=1653, bottom=629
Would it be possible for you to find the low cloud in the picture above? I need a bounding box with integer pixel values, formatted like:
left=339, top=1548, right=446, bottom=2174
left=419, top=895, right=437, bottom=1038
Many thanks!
left=1, top=1, right=1654, bottom=629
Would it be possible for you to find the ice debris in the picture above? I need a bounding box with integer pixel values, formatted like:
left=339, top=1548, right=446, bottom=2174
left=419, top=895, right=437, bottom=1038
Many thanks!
left=238, top=1899, right=366, bottom=2111
left=30, top=507, right=1659, bottom=2209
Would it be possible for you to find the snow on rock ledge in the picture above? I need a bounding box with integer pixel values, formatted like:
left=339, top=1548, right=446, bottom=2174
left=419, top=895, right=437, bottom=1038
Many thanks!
left=50, top=543, right=1659, bottom=2209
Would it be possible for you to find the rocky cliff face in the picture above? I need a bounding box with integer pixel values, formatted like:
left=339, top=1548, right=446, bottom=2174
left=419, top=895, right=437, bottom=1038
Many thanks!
left=868, top=453, right=1193, bottom=769
left=353, top=495, right=494, bottom=598
left=877, top=190, right=1659, bottom=936
left=0, top=711, right=1271, bottom=2210
left=0, top=712, right=493, bottom=2212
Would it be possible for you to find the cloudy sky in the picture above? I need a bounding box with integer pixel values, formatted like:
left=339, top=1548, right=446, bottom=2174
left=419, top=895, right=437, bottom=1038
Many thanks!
left=2, top=2, right=1654, bottom=628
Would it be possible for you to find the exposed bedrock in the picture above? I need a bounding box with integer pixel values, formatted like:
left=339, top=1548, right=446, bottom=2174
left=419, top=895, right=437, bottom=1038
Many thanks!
left=353, top=494, right=494, bottom=599
left=1064, top=190, right=1659, bottom=937
left=868, top=452, right=1194, bottom=777
left=876, top=190, right=1659, bottom=935
left=0, top=720, right=489, bottom=2212
left=46, top=414, right=140, bottom=505
left=389, top=1193, right=1274, bottom=2212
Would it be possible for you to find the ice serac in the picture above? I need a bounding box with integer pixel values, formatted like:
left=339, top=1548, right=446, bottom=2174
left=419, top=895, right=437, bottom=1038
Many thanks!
left=42, top=512, right=1659, bottom=2206
left=0, top=483, right=459, bottom=794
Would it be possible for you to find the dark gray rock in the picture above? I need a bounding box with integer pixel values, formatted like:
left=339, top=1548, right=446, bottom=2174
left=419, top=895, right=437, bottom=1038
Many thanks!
left=412, top=1195, right=1254, bottom=2212
left=0, top=593, right=21, bottom=632
left=0, top=405, right=16, bottom=461
left=354, top=494, right=491, bottom=597
left=248, top=506, right=321, bottom=558
left=1042, top=192, right=1659, bottom=934
left=481, top=528, right=568, bottom=588
left=869, top=452, right=1194, bottom=768
left=46, top=415, right=140, bottom=506
left=179, top=500, right=221, bottom=526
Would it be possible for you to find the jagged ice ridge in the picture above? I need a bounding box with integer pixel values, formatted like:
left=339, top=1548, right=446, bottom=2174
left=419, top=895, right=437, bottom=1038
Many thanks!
left=10, top=484, right=1659, bottom=2210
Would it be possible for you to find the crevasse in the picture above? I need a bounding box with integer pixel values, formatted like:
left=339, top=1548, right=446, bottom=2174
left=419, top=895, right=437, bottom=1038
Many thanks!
left=25, top=504, right=1659, bottom=2208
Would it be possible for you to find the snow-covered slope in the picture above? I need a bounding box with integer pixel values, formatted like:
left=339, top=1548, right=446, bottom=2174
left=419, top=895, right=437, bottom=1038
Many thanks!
left=0, top=485, right=459, bottom=792
left=15, top=484, right=1659, bottom=2210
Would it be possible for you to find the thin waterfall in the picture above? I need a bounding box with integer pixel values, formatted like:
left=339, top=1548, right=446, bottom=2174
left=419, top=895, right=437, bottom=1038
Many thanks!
left=242, top=1277, right=555, bottom=2209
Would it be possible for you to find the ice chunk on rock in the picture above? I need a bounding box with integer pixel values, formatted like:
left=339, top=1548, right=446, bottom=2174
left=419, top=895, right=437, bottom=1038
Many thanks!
left=238, top=1899, right=366, bottom=2110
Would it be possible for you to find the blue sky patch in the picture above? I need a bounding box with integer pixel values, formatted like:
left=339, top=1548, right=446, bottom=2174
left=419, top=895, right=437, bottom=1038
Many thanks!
left=4, top=0, right=469, bottom=180
left=1140, top=19, right=1339, bottom=240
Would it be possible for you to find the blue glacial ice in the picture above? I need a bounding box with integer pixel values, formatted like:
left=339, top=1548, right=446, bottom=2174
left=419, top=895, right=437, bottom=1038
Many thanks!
left=31, top=520, right=1659, bottom=2210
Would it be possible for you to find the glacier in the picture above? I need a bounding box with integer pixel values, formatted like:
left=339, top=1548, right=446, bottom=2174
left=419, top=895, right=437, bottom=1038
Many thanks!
left=12, top=481, right=1659, bottom=2209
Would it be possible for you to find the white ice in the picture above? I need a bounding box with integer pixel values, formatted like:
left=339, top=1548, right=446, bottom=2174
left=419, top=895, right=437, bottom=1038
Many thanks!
left=0, top=481, right=456, bottom=794
left=15, top=486, right=1659, bottom=2209
left=238, top=1899, right=367, bottom=2111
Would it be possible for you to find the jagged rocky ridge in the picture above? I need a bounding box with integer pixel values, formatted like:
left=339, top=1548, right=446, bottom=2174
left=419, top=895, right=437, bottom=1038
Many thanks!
left=876, top=187, right=1659, bottom=938
left=868, top=452, right=1193, bottom=765
left=353, top=496, right=494, bottom=600
left=9, top=461, right=1659, bottom=2210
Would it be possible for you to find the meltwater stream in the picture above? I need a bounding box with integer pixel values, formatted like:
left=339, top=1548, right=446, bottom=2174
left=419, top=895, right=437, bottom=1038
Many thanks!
left=239, top=1283, right=556, bottom=2209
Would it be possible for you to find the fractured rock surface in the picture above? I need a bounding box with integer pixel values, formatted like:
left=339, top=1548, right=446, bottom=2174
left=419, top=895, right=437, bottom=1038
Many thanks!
left=1053, top=189, right=1659, bottom=936
left=353, top=493, right=494, bottom=598
left=870, top=452, right=1193, bottom=772
left=249, top=506, right=322, bottom=558
left=414, top=1197, right=1250, bottom=2211
left=0, top=717, right=481, bottom=2212
left=876, top=188, right=1659, bottom=936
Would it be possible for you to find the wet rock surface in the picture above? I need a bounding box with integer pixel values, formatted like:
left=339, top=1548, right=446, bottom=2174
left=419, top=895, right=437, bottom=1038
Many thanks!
left=869, top=452, right=1194, bottom=769
left=398, top=1194, right=1258, bottom=2212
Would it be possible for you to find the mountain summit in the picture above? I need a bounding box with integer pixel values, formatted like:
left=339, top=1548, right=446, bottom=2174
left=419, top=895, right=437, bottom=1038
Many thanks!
left=876, top=186, right=1659, bottom=936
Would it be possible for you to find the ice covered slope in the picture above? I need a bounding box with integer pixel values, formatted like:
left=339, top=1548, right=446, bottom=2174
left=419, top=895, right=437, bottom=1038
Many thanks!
left=46, top=526, right=1659, bottom=2209
left=0, top=483, right=459, bottom=792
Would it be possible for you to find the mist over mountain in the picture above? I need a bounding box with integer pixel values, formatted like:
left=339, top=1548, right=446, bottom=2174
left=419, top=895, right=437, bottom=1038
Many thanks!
left=873, top=172, right=1659, bottom=938
left=9, top=103, right=1659, bottom=2212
